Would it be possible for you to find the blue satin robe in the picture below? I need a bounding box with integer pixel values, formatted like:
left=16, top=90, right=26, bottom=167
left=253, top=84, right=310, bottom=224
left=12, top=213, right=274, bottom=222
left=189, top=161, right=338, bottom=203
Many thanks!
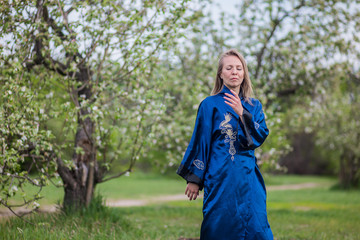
left=177, top=85, right=273, bottom=240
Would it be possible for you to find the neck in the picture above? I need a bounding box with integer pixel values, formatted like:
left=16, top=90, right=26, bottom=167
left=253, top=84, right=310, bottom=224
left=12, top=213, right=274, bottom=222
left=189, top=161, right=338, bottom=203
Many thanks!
left=224, top=84, right=240, bottom=95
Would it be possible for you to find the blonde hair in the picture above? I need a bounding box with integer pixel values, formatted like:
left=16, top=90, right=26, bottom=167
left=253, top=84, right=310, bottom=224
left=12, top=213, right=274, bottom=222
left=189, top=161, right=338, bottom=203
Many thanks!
left=211, top=49, right=253, bottom=103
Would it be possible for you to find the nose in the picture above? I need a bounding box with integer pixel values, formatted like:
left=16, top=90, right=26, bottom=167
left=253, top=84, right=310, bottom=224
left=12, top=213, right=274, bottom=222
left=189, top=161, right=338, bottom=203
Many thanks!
left=232, top=69, right=237, bottom=74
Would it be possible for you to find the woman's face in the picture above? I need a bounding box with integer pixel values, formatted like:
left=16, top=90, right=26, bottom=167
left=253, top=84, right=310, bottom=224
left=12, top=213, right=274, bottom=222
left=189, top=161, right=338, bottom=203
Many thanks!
left=220, top=55, right=244, bottom=91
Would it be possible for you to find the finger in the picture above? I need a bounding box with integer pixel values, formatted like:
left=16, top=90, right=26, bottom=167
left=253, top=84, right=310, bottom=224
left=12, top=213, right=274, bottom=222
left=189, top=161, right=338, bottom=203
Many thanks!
left=223, top=96, right=236, bottom=103
left=224, top=101, right=234, bottom=107
left=187, top=191, right=191, bottom=198
left=224, top=93, right=236, bottom=99
left=194, top=191, right=199, bottom=200
left=224, top=95, right=240, bottom=104
left=230, top=89, right=240, bottom=99
left=185, top=187, right=188, bottom=195
left=192, top=191, right=198, bottom=201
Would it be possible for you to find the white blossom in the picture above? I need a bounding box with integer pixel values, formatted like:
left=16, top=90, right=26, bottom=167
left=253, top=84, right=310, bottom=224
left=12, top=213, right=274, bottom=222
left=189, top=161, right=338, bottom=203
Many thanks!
left=304, top=126, right=312, bottom=133
left=33, top=202, right=40, bottom=208
left=269, top=148, right=276, bottom=155
left=46, top=92, right=54, bottom=98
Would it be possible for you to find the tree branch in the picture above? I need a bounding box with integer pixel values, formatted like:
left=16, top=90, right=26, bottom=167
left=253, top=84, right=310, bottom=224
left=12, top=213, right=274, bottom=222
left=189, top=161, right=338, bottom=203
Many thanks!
left=254, top=1, right=306, bottom=80
left=99, top=169, right=131, bottom=183
left=56, top=0, right=73, bottom=35
left=56, top=157, right=76, bottom=190
left=0, top=200, right=36, bottom=225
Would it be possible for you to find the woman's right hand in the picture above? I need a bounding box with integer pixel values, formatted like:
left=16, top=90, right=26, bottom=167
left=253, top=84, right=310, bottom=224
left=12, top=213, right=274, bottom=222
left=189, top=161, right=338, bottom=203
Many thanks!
left=185, top=182, right=200, bottom=201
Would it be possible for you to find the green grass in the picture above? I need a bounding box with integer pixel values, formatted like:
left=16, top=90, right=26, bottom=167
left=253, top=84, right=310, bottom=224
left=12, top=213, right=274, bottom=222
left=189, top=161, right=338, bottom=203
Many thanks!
left=1, top=174, right=359, bottom=240
left=97, top=172, right=186, bottom=200
left=263, top=173, right=337, bottom=186
left=0, top=201, right=203, bottom=240
left=267, top=188, right=360, bottom=240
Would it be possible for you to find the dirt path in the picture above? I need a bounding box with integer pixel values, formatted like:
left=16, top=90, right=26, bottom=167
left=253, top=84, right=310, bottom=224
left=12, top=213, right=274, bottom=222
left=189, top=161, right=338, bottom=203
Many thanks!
left=267, top=182, right=323, bottom=191
left=0, top=182, right=325, bottom=218
left=106, top=194, right=190, bottom=207
left=107, top=182, right=324, bottom=207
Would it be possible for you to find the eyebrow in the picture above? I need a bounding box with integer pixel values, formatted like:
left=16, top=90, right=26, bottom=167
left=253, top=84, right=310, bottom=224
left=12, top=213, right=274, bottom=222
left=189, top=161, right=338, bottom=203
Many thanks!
left=225, top=65, right=243, bottom=67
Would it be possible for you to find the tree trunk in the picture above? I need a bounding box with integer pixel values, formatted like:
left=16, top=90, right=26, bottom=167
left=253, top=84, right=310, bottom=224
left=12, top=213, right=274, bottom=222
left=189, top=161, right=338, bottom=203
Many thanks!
left=63, top=181, right=87, bottom=209
left=58, top=66, right=101, bottom=210
left=339, top=152, right=360, bottom=188
left=339, top=153, right=348, bottom=188
left=58, top=160, right=98, bottom=210
left=29, top=2, right=102, bottom=210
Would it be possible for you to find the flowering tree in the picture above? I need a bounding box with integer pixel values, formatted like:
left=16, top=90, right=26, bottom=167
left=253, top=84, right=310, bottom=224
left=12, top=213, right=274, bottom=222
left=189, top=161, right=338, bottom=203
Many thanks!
left=0, top=0, right=204, bottom=213
left=147, top=0, right=360, bottom=185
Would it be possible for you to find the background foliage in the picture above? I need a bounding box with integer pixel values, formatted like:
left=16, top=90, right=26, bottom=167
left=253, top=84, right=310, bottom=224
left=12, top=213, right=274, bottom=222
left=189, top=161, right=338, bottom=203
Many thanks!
left=147, top=0, right=360, bottom=186
left=1, top=0, right=359, bottom=214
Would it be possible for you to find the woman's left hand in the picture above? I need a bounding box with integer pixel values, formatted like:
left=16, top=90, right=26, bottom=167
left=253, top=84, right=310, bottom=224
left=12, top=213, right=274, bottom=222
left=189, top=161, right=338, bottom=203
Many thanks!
left=224, top=89, right=244, bottom=116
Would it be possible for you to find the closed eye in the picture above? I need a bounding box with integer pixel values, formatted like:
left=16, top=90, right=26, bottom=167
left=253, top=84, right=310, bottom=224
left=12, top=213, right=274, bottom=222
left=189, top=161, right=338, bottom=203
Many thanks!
left=225, top=66, right=243, bottom=70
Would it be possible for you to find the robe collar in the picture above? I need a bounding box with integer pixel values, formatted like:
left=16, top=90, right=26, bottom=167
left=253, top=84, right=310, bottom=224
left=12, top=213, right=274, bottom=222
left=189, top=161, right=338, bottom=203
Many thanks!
left=220, top=85, right=244, bottom=100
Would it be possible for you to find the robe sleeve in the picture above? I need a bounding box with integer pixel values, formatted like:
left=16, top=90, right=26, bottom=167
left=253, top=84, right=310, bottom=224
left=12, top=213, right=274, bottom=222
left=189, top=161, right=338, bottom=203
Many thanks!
left=239, top=100, right=269, bottom=150
left=176, top=100, right=212, bottom=190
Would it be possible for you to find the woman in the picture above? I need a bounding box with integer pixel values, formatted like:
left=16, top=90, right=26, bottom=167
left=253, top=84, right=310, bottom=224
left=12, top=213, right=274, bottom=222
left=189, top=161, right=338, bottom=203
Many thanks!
left=177, top=49, right=273, bottom=239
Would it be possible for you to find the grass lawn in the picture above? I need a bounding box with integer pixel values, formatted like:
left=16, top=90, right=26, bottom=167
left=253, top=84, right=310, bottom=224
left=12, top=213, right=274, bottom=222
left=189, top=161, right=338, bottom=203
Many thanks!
left=1, top=173, right=359, bottom=240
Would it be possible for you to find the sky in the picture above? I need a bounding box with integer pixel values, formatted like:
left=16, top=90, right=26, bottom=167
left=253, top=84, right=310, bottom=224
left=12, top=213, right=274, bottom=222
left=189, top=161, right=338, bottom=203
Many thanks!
left=211, top=0, right=240, bottom=23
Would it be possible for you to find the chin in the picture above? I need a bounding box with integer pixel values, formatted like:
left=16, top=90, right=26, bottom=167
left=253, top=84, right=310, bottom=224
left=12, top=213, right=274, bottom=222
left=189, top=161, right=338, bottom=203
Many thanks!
left=226, top=83, right=240, bottom=88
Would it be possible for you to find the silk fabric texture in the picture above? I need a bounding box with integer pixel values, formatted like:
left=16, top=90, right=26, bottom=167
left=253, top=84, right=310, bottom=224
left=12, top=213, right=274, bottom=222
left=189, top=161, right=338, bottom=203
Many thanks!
left=177, top=85, right=273, bottom=240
